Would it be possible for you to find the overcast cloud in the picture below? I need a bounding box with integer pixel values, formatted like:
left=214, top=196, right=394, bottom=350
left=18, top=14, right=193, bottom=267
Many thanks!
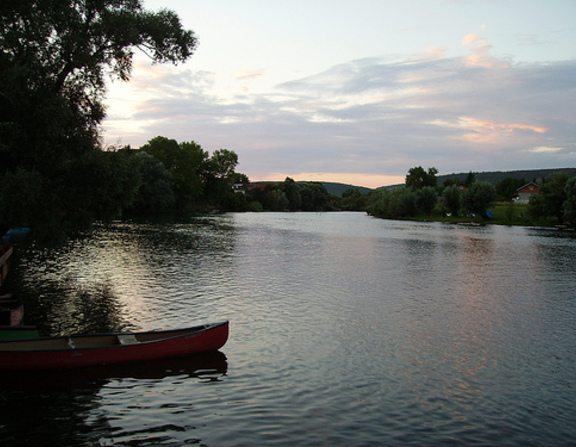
left=103, top=1, right=576, bottom=188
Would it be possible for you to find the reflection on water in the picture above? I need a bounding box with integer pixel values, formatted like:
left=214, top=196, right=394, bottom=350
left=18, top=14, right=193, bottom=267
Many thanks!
left=0, top=352, right=228, bottom=446
left=2, top=213, right=576, bottom=446
left=17, top=280, right=127, bottom=336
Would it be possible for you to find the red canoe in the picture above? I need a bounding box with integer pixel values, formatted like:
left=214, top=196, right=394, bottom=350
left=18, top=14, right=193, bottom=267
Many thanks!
left=0, top=321, right=229, bottom=371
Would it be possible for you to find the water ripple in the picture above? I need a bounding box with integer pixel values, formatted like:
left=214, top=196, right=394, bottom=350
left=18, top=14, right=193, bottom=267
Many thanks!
left=4, top=213, right=576, bottom=446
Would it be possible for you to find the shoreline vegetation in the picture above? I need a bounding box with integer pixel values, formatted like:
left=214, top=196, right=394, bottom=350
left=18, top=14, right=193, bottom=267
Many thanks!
left=372, top=202, right=560, bottom=228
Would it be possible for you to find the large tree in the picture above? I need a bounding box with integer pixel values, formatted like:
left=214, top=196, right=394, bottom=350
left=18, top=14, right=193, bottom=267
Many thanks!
left=202, top=148, right=240, bottom=207
left=405, top=166, right=438, bottom=190
left=140, top=136, right=207, bottom=210
left=415, top=186, right=438, bottom=216
left=0, top=0, right=196, bottom=237
left=442, top=184, right=461, bottom=216
left=461, top=181, right=496, bottom=218
left=528, top=173, right=569, bottom=224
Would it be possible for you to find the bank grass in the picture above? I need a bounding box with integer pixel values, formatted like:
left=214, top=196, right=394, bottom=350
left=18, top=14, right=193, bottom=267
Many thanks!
left=414, top=202, right=556, bottom=226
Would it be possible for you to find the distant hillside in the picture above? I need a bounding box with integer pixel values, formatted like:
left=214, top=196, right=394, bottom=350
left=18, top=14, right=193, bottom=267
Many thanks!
left=251, top=180, right=374, bottom=197
left=437, top=168, right=576, bottom=186
left=319, top=182, right=373, bottom=196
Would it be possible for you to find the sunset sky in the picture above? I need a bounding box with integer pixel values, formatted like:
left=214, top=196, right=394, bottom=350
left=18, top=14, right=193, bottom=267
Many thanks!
left=103, top=0, right=576, bottom=188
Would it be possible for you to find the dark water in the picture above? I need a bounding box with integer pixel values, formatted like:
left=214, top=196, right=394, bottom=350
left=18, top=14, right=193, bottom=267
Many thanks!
left=1, top=212, right=576, bottom=446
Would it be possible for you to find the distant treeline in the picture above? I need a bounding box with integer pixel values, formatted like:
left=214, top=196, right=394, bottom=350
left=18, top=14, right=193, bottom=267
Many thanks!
left=365, top=166, right=576, bottom=228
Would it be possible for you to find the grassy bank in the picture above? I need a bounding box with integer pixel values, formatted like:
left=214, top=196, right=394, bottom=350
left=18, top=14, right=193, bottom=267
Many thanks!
left=414, top=202, right=560, bottom=227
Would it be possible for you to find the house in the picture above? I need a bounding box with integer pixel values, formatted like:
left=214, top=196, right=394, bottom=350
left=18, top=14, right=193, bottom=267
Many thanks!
left=232, top=183, right=246, bottom=194
left=514, top=182, right=539, bottom=204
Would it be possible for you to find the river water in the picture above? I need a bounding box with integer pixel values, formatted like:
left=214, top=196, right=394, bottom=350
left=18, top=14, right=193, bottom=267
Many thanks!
left=1, top=212, right=576, bottom=446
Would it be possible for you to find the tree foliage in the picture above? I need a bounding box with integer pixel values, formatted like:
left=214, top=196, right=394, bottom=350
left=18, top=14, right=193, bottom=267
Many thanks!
left=405, top=166, right=438, bottom=190
left=416, top=186, right=438, bottom=216
left=563, top=178, right=576, bottom=227
left=442, top=185, right=461, bottom=216
left=463, top=171, right=476, bottom=187
left=341, top=188, right=368, bottom=211
left=282, top=177, right=302, bottom=211
left=128, top=151, right=175, bottom=213
left=367, top=187, right=417, bottom=219
left=245, top=179, right=338, bottom=212
left=140, top=136, right=207, bottom=210
left=0, top=0, right=196, bottom=239
left=528, top=173, right=569, bottom=224
left=461, top=181, right=496, bottom=218
left=495, top=177, right=526, bottom=201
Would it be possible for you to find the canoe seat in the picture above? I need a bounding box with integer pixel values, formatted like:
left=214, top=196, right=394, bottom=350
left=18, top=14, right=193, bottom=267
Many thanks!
left=117, top=334, right=140, bottom=345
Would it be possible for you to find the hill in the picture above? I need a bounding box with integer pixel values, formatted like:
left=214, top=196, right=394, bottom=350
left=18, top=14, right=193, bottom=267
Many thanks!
left=437, top=168, right=576, bottom=186
left=251, top=180, right=374, bottom=197
left=320, top=182, right=373, bottom=196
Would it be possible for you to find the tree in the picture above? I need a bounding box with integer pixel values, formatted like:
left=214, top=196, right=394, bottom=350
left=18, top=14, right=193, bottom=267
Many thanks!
left=443, top=177, right=461, bottom=188
left=368, top=187, right=417, bottom=219
left=528, top=173, right=569, bottom=224
left=415, top=186, right=438, bottom=216
left=299, top=182, right=331, bottom=211
left=257, top=183, right=281, bottom=211
left=406, top=166, right=438, bottom=190
left=496, top=177, right=526, bottom=201
left=563, top=177, right=576, bottom=227
left=341, top=188, right=368, bottom=211
left=207, top=149, right=238, bottom=180
left=461, top=181, right=496, bottom=218
left=393, top=188, right=417, bottom=217
left=442, top=185, right=461, bottom=216
left=64, top=149, right=141, bottom=226
left=282, top=177, right=302, bottom=211
left=140, top=137, right=207, bottom=210
left=0, top=1, right=196, bottom=237
left=203, top=148, right=240, bottom=207
left=463, top=172, right=476, bottom=187
left=128, top=151, right=175, bottom=213
left=0, top=169, right=46, bottom=234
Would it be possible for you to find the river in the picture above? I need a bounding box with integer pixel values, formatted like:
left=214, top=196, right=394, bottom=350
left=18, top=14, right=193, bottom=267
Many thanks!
left=1, top=212, right=576, bottom=446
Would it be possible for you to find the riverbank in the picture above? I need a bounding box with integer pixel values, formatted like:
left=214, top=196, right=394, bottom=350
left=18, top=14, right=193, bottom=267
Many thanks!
left=403, top=202, right=563, bottom=227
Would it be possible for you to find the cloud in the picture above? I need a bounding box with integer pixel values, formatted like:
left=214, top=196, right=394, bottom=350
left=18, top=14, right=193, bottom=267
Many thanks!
left=235, top=69, right=265, bottom=81
left=462, top=33, right=509, bottom=69
left=530, top=146, right=563, bottom=153
left=454, top=117, right=548, bottom=144
left=462, top=33, right=483, bottom=46
left=103, top=51, right=576, bottom=188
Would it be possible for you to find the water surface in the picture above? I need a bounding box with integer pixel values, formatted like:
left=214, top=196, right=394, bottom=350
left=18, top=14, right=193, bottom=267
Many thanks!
left=2, top=212, right=576, bottom=446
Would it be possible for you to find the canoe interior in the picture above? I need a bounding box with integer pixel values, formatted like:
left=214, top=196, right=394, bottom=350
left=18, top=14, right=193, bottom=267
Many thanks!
left=0, top=326, right=40, bottom=340
left=0, top=322, right=228, bottom=352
